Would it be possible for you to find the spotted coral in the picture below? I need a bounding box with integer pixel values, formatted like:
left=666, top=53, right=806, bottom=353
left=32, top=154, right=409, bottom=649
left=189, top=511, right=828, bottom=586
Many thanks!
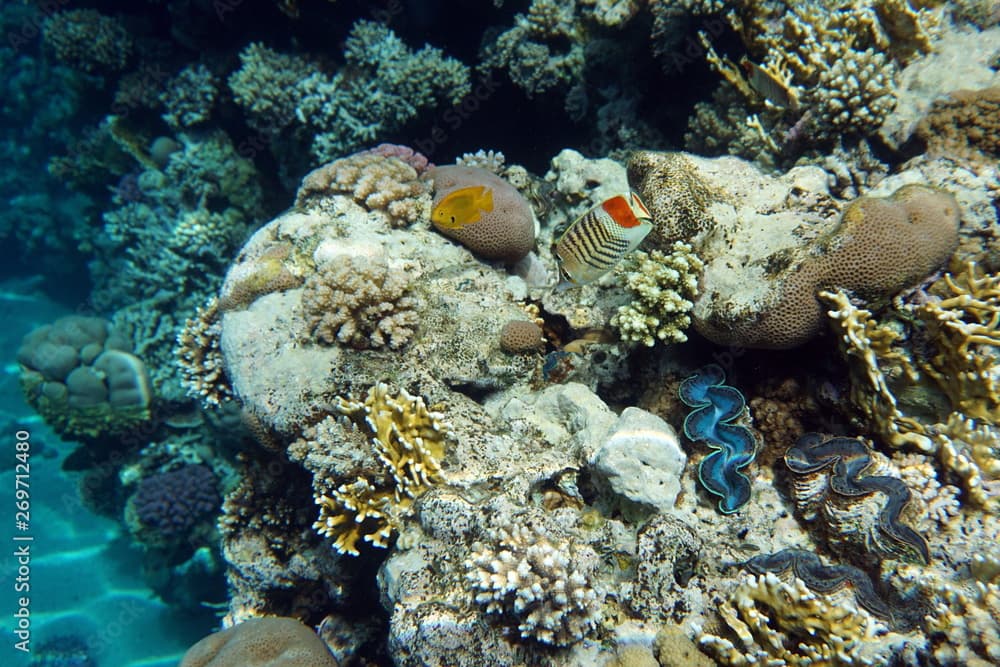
left=465, top=519, right=602, bottom=646
left=300, top=255, right=422, bottom=351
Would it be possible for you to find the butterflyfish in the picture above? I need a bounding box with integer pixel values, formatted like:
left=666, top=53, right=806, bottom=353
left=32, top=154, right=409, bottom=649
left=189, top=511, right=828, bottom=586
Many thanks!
left=739, top=57, right=798, bottom=111
left=431, top=185, right=494, bottom=229
left=554, top=192, right=653, bottom=286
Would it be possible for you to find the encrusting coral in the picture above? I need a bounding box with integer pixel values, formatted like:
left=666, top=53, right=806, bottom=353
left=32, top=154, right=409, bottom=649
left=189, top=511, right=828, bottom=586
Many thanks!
left=465, top=519, right=602, bottom=647
left=312, top=383, right=448, bottom=555
left=611, top=241, right=703, bottom=346
left=300, top=256, right=422, bottom=351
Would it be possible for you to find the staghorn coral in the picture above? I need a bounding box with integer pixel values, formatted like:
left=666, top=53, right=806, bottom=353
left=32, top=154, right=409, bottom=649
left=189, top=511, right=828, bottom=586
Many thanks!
left=465, top=519, right=602, bottom=646
left=785, top=433, right=929, bottom=565
left=295, top=152, right=431, bottom=228
left=176, top=297, right=234, bottom=408
left=312, top=383, right=448, bottom=555
left=679, top=364, right=758, bottom=514
left=300, top=255, right=421, bottom=351
left=42, top=9, right=131, bottom=72
left=611, top=242, right=703, bottom=346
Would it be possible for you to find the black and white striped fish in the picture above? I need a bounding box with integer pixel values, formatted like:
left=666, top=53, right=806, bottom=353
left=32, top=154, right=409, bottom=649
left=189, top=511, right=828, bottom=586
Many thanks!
left=554, top=192, right=654, bottom=287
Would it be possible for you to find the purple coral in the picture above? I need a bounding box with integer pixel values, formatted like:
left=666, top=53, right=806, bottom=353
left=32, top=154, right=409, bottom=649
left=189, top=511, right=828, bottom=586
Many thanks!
left=359, top=143, right=433, bottom=174
left=132, top=465, right=219, bottom=539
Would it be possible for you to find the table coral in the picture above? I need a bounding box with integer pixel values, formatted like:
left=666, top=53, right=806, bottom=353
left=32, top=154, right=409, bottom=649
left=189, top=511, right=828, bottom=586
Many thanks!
left=611, top=242, right=703, bottom=346
left=312, top=383, right=448, bottom=555
left=300, top=255, right=422, bottom=351
left=465, top=519, right=602, bottom=646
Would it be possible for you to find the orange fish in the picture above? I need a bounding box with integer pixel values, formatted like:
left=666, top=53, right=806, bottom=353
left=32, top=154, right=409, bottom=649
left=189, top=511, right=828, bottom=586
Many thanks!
left=554, top=192, right=653, bottom=286
left=431, top=186, right=494, bottom=229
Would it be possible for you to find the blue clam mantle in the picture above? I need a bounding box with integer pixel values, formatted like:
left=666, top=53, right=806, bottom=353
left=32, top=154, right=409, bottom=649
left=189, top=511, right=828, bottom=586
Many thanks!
left=678, top=364, right=758, bottom=514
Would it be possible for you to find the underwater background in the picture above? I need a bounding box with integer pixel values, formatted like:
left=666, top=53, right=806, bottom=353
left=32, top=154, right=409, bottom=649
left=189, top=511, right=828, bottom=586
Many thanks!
left=1, top=0, right=999, bottom=665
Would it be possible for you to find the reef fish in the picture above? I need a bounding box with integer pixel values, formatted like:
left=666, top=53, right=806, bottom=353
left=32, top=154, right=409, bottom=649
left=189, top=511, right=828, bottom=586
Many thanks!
left=740, top=57, right=798, bottom=110
left=431, top=185, right=494, bottom=229
left=554, top=192, right=653, bottom=286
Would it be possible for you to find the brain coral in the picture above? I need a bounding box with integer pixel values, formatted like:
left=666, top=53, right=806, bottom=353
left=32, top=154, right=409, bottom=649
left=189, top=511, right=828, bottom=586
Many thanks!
left=430, top=165, right=536, bottom=262
left=180, top=617, right=337, bottom=667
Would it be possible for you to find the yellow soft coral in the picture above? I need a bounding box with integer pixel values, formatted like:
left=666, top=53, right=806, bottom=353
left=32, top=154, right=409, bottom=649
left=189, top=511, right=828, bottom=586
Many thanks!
left=313, top=383, right=449, bottom=555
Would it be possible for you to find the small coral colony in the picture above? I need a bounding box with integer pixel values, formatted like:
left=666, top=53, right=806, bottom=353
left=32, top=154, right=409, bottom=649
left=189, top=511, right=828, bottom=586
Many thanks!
left=10, top=0, right=1000, bottom=664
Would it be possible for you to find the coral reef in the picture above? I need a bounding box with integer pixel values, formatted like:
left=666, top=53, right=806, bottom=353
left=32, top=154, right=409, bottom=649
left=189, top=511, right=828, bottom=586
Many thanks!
left=611, top=242, right=703, bottom=346
left=465, top=519, right=602, bottom=646
left=296, top=151, right=432, bottom=228
left=310, top=383, right=448, bottom=556
left=42, top=9, right=132, bottom=72
left=176, top=297, right=234, bottom=408
left=785, top=433, right=929, bottom=565
left=300, top=256, right=422, bottom=351
left=161, top=64, right=218, bottom=130
left=698, top=570, right=904, bottom=666
left=679, top=364, right=758, bottom=513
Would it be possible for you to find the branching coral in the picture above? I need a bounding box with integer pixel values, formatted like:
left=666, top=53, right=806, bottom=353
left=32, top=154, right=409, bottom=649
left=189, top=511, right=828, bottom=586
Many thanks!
left=465, top=519, right=602, bottom=646
left=42, top=9, right=132, bottom=72
left=924, top=579, right=1000, bottom=666
left=481, top=0, right=585, bottom=97
left=300, top=255, right=422, bottom=351
left=611, top=242, right=703, bottom=346
left=295, top=152, right=432, bottom=228
left=161, top=64, right=218, bottom=130
left=313, top=383, right=448, bottom=555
